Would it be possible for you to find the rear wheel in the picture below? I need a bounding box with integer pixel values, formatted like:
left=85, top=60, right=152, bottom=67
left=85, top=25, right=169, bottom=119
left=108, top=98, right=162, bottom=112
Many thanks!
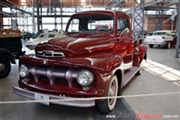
left=98, top=75, right=118, bottom=113
left=149, top=44, right=154, bottom=48
left=166, top=42, right=171, bottom=49
left=0, top=57, right=11, bottom=79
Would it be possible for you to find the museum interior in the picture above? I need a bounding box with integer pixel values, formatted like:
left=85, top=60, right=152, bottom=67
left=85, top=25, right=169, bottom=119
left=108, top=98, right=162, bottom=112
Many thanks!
left=0, top=0, right=180, bottom=120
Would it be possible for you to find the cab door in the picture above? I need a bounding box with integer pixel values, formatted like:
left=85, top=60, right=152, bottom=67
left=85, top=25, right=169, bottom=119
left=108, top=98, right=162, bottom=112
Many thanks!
left=116, top=17, right=134, bottom=70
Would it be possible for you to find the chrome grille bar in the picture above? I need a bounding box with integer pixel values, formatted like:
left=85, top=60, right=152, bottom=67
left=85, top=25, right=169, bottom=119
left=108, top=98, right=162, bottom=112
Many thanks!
left=37, top=50, right=65, bottom=57
left=29, top=66, right=78, bottom=87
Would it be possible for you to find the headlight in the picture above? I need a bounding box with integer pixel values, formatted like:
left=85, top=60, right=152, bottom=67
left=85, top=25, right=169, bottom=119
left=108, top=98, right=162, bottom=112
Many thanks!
left=77, top=69, right=94, bottom=86
left=19, top=64, right=29, bottom=78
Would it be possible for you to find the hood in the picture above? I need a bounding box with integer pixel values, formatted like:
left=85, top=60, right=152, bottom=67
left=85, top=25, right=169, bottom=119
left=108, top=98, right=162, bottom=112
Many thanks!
left=35, top=32, right=115, bottom=57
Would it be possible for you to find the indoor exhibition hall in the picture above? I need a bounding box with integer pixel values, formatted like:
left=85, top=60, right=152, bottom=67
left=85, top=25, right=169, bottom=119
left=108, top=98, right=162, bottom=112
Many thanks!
left=0, top=0, right=180, bottom=120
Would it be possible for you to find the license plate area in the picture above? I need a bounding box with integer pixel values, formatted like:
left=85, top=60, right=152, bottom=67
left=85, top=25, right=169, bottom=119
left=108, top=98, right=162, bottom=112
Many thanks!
left=35, top=93, right=50, bottom=106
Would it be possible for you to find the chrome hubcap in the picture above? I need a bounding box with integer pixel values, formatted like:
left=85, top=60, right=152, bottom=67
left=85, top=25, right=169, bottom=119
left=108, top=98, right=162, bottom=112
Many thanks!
left=109, top=81, right=116, bottom=105
left=109, top=87, right=115, bottom=96
left=0, top=63, right=5, bottom=72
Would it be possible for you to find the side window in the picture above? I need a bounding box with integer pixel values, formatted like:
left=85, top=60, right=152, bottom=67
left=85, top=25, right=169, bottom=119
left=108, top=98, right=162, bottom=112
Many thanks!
left=166, top=33, right=170, bottom=36
left=117, top=18, right=129, bottom=33
left=67, top=19, right=79, bottom=32
left=49, top=34, right=55, bottom=37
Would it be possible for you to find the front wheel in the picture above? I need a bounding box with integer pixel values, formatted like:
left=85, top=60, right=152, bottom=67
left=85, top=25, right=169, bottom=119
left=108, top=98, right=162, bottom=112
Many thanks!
left=0, top=58, right=11, bottom=79
left=98, top=75, right=118, bottom=113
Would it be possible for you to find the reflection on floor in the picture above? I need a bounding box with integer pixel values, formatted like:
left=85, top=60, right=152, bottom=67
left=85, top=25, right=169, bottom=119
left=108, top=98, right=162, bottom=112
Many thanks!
left=122, top=47, right=180, bottom=120
left=144, top=59, right=180, bottom=86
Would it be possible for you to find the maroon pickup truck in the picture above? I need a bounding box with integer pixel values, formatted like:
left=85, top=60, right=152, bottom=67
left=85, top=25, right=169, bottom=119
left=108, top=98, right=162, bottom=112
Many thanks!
left=13, top=10, right=147, bottom=113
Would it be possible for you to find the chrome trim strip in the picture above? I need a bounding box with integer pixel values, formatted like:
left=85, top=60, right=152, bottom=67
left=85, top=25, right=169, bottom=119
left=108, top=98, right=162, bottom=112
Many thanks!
left=124, top=62, right=133, bottom=70
left=36, top=50, right=65, bottom=58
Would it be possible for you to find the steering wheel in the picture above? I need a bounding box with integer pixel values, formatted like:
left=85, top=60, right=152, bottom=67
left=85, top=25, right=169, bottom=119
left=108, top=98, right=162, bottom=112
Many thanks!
left=97, top=28, right=110, bottom=32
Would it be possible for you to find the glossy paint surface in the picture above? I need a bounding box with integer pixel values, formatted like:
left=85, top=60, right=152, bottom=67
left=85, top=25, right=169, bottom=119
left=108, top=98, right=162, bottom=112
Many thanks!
left=18, top=10, right=147, bottom=100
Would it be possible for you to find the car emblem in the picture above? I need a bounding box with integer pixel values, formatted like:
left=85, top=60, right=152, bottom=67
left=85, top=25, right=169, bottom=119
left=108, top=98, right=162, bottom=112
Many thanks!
left=43, top=59, right=48, bottom=64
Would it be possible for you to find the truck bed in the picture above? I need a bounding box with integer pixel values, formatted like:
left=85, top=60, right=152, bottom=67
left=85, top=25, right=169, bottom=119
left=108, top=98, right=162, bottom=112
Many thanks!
left=0, top=36, right=23, bottom=59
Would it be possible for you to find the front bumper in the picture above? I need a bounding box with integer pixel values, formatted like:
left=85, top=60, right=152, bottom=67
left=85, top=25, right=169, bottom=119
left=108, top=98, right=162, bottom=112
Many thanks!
left=145, top=41, right=166, bottom=45
left=13, top=85, right=95, bottom=107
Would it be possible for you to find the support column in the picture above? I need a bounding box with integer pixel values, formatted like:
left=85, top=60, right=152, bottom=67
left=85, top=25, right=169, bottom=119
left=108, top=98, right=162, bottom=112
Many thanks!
left=32, top=0, right=36, bottom=32
left=171, top=11, right=177, bottom=30
left=36, top=0, right=42, bottom=32
left=60, top=0, right=63, bottom=31
left=22, top=9, right=28, bottom=32
left=0, top=6, right=3, bottom=29
left=175, top=0, right=180, bottom=58
left=133, top=0, right=144, bottom=39
left=54, top=0, right=57, bottom=30
left=155, top=2, right=163, bottom=30
left=10, top=8, right=18, bottom=30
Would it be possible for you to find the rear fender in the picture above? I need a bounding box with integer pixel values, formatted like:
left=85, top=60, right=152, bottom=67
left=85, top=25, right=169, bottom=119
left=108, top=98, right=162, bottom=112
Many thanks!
left=0, top=48, right=16, bottom=64
left=133, top=44, right=147, bottom=66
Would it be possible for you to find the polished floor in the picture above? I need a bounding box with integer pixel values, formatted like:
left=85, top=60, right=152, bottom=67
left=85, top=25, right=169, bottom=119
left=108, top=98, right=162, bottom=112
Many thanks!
left=0, top=46, right=180, bottom=120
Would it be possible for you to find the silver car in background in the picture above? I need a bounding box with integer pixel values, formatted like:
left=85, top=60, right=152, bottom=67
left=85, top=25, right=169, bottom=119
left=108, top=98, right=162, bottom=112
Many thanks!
left=26, top=32, right=62, bottom=50
left=145, top=30, right=176, bottom=49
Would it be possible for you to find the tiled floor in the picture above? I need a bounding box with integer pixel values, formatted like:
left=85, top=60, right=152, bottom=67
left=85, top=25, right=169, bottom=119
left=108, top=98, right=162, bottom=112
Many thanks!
left=122, top=47, right=180, bottom=120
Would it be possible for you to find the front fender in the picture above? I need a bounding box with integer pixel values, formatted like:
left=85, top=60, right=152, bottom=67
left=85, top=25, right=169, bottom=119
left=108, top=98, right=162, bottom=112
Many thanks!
left=67, top=52, right=123, bottom=97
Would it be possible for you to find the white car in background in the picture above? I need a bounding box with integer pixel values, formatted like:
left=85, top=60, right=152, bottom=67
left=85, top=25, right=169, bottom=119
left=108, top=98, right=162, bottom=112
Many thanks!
left=145, top=30, right=176, bottom=49
left=26, top=32, right=62, bottom=50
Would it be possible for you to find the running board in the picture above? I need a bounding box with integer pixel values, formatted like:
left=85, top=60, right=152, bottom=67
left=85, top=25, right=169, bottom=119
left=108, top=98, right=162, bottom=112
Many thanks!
left=122, top=67, right=139, bottom=86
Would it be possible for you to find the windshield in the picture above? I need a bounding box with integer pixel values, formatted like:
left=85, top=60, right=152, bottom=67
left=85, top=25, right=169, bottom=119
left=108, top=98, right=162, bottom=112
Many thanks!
left=39, top=34, right=55, bottom=38
left=153, top=32, right=167, bottom=36
left=67, top=14, right=113, bottom=33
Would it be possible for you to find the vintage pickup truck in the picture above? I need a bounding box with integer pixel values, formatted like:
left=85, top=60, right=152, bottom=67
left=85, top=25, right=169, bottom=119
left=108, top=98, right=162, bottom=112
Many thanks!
left=13, top=10, right=147, bottom=113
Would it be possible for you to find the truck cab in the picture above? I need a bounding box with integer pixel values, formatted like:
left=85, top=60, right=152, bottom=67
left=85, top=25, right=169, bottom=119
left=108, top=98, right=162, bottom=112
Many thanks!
left=13, top=10, right=147, bottom=113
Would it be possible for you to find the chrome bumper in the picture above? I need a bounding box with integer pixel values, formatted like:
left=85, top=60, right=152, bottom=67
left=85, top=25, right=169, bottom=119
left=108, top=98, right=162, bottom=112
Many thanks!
left=145, top=41, right=166, bottom=45
left=13, top=85, right=95, bottom=107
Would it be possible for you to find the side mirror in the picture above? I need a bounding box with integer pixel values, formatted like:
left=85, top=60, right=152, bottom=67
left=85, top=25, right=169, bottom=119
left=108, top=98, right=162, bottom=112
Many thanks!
left=120, top=28, right=130, bottom=37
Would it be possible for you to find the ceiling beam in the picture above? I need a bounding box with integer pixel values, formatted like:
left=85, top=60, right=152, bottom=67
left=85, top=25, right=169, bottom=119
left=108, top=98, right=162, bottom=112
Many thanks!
left=145, top=6, right=176, bottom=11
left=0, top=11, right=11, bottom=16
left=0, top=1, right=32, bottom=15
left=125, top=0, right=166, bottom=14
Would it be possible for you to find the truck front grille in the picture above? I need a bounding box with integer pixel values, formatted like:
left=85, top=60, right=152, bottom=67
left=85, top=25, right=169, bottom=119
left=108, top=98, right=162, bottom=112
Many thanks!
left=37, top=50, right=65, bottom=57
left=29, top=66, right=78, bottom=87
